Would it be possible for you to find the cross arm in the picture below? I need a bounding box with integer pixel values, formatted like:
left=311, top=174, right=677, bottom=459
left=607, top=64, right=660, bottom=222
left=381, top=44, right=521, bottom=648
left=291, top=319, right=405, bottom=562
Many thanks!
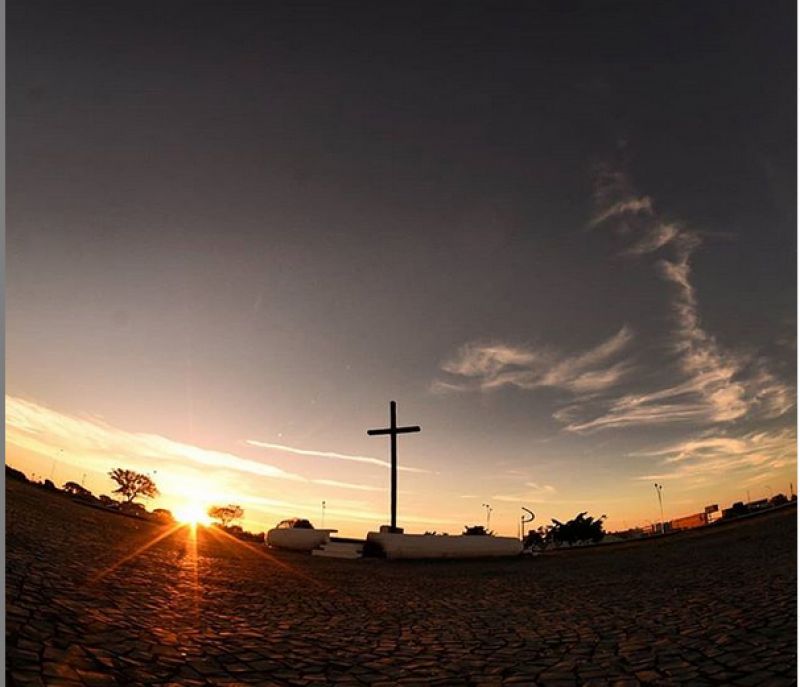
left=367, top=425, right=421, bottom=436
left=396, top=426, right=421, bottom=434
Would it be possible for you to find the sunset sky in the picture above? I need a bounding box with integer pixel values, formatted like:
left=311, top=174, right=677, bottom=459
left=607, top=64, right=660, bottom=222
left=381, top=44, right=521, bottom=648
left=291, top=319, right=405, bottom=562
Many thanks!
left=7, top=0, right=796, bottom=537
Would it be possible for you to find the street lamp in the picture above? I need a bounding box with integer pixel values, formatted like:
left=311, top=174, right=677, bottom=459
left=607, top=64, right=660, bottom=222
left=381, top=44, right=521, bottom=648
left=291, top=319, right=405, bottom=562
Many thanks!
left=481, top=503, right=493, bottom=531
left=654, top=483, right=664, bottom=534
left=321, top=500, right=326, bottom=529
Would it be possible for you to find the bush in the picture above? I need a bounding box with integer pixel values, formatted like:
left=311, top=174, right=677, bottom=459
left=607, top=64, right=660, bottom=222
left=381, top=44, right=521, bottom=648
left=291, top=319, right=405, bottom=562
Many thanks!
left=5, top=465, right=28, bottom=482
left=550, top=512, right=606, bottom=546
left=463, top=525, right=493, bottom=536
left=522, top=526, right=551, bottom=550
left=151, top=508, right=175, bottom=524
left=119, top=501, right=147, bottom=517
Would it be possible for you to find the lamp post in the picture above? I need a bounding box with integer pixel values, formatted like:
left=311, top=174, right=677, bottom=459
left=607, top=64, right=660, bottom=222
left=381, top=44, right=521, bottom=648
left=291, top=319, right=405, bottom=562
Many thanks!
left=521, top=507, right=535, bottom=541
left=654, top=483, right=664, bottom=534
left=481, top=503, right=493, bottom=531
left=321, top=500, right=326, bottom=529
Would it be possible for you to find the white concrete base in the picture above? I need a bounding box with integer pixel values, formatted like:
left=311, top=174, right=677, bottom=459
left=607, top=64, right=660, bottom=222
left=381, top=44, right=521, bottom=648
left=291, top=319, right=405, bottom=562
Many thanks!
left=366, top=532, right=522, bottom=559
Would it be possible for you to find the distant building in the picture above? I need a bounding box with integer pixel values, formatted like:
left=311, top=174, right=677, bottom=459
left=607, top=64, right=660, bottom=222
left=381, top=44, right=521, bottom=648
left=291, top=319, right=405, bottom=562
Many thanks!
left=670, top=513, right=708, bottom=531
left=723, top=501, right=749, bottom=519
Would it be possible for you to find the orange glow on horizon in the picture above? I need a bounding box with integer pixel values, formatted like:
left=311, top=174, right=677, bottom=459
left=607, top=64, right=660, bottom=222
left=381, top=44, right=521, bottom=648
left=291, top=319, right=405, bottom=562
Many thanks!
left=174, top=500, right=214, bottom=526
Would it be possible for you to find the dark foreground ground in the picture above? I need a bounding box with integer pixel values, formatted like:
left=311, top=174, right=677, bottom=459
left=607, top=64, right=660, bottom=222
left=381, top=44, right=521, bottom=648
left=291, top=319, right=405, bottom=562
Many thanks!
left=6, top=481, right=797, bottom=687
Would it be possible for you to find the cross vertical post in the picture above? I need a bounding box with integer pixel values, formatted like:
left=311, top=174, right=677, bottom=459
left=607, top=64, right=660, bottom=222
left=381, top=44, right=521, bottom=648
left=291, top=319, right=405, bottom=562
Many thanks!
left=390, top=401, right=398, bottom=530
left=367, top=400, right=421, bottom=532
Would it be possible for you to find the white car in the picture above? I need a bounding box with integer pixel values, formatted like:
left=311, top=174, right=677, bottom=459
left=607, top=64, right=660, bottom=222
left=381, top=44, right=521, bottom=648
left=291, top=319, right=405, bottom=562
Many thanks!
left=266, top=518, right=338, bottom=552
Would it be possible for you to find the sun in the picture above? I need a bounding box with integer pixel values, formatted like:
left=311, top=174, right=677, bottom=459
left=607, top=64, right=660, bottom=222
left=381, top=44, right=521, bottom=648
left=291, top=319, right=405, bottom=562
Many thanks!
left=174, top=501, right=213, bottom=526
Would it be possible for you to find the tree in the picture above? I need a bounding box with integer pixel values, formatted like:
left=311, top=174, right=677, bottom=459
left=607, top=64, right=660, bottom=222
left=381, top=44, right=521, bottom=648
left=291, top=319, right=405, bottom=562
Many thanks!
left=207, top=504, right=244, bottom=527
left=108, top=468, right=158, bottom=503
left=550, top=512, right=606, bottom=546
left=463, top=525, right=493, bottom=536
left=523, top=525, right=553, bottom=550
left=63, top=481, right=93, bottom=499
left=770, top=493, right=789, bottom=507
left=5, top=465, right=28, bottom=482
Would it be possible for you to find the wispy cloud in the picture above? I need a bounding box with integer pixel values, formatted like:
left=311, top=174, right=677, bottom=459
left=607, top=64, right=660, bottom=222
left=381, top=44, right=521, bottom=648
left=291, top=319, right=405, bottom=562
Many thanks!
left=525, top=482, right=556, bottom=493
left=563, top=166, right=794, bottom=433
left=589, top=195, right=653, bottom=227
left=7, top=396, right=443, bottom=528
left=634, top=428, right=796, bottom=484
left=7, top=396, right=305, bottom=482
left=246, top=440, right=429, bottom=473
left=492, top=482, right=557, bottom=503
left=434, top=325, right=634, bottom=395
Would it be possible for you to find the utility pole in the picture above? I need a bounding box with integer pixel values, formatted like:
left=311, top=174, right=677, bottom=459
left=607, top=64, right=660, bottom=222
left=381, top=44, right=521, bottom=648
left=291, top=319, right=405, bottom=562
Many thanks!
left=654, top=483, right=665, bottom=534
left=482, top=503, right=493, bottom=531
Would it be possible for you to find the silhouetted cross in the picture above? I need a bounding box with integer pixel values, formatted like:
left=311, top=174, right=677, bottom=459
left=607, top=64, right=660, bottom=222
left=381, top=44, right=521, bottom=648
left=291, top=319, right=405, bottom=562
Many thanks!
left=367, top=400, right=420, bottom=532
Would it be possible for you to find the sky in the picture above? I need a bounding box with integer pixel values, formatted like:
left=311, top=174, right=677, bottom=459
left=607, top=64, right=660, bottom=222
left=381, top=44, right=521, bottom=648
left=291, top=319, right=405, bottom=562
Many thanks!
left=7, top=0, right=797, bottom=537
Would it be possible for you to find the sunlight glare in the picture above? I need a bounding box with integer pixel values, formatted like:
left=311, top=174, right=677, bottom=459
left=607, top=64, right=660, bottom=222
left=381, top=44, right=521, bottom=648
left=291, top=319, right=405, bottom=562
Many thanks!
left=174, top=501, right=212, bottom=526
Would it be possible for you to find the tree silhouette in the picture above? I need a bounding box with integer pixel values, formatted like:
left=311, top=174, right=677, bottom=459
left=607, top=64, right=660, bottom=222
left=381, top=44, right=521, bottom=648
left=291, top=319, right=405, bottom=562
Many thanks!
left=550, top=512, right=606, bottom=545
left=108, top=468, right=158, bottom=503
left=770, top=493, right=789, bottom=506
left=207, top=504, right=244, bottom=527
left=523, top=525, right=553, bottom=550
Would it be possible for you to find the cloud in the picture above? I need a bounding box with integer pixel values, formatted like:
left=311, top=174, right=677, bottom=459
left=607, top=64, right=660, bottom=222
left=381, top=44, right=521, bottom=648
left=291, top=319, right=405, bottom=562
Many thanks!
left=492, top=482, right=557, bottom=503
left=627, top=222, right=681, bottom=255
left=561, top=168, right=794, bottom=433
left=6, top=396, right=447, bottom=530
left=246, top=440, right=429, bottom=473
left=6, top=395, right=305, bottom=482
left=589, top=196, right=653, bottom=227
left=525, top=482, right=556, bottom=493
left=634, top=428, right=796, bottom=484
left=434, top=325, right=634, bottom=395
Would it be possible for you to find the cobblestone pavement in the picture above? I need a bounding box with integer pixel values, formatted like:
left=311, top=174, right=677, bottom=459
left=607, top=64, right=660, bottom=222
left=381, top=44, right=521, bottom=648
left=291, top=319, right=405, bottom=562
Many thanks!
left=6, top=481, right=796, bottom=686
